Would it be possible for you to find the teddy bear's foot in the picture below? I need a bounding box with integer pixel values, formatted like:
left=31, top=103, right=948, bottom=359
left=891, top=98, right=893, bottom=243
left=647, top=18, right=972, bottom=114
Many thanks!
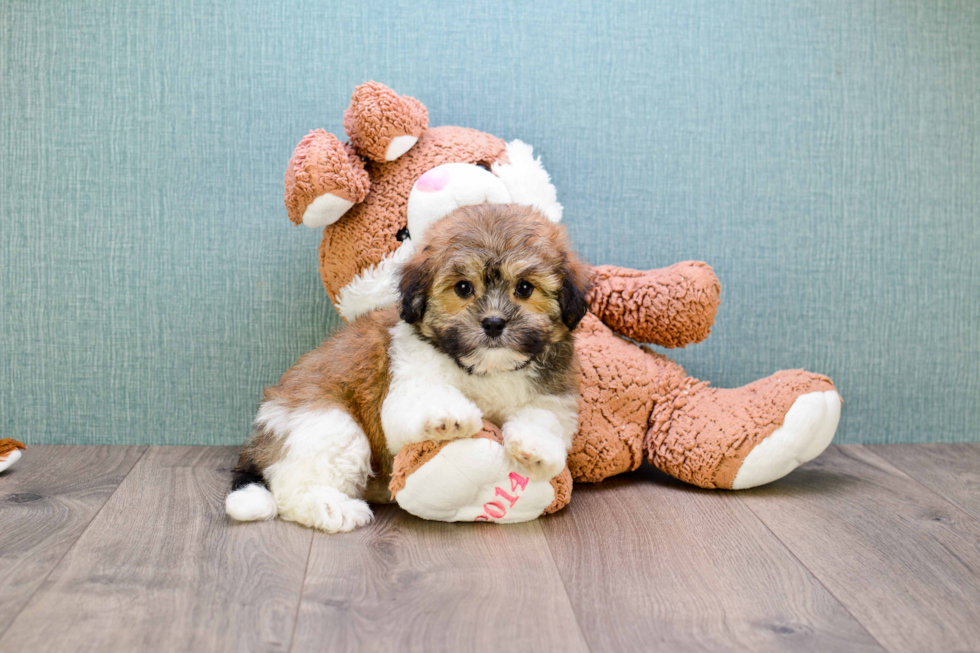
left=0, top=438, right=26, bottom=473
left=730, top=389, right=840, bottom=488
left=647, top=370, right=841, bottom=489
left=389, top=422, right=572, bottom=523
left=284, top=129, right=371, bottom=227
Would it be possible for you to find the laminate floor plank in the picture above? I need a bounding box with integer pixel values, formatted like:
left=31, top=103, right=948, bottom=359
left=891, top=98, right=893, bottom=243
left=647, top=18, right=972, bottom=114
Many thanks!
left=291, top=504, right=590, bottom=653
left=0, top=446, right=314, bottom=653
left=869, top=443, right=980, bottom=520
left=0, top=445, right=146, bottom=636
left=539, top=465, right=884, bottom=653
left=739, top=445, right=980, bottom=653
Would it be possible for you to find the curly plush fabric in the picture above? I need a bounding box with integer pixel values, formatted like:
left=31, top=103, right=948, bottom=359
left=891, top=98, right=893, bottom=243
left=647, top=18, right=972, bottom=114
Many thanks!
left=317, top=126, right=506, bottom=304
left=543, top=466, right=573, bottom=515
left=388, top=436, right=452, bottom=498
left=0, top=439, right=26, bottom=457
left=647, top=369, right=836, bottom=488
left=343, top=82, right=429, bottom=163
left=284, top=130, right=370, bottom=225
left=568, top=313, right=653, bottom=482
left=588, top=261, right=721, bottom=347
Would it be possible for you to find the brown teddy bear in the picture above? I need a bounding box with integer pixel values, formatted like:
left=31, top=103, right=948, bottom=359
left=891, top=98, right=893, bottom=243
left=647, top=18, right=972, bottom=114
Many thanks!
left=281, top=82, right=841, bottom=522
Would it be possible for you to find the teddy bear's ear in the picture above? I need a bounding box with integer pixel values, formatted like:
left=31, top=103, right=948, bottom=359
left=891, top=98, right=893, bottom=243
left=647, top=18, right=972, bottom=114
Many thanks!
left=284, top=130, right=371, bottom=228
left=343, top=82, right=428, bottom=163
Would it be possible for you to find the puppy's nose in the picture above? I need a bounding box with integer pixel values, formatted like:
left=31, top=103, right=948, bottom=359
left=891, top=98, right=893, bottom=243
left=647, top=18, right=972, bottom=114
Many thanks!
left=481, top=317, right=506, bottom=338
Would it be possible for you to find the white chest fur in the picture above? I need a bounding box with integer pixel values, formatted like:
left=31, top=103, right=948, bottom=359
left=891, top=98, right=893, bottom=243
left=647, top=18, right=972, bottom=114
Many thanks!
left=386, top=321, right=541, bottom=424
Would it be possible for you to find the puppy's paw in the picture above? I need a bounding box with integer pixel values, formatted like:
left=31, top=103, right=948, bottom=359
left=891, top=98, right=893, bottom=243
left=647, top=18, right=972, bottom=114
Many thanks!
left=278, top=486, right=374, bottom=533
left=503, top=429, right=567, bottom=482
left=420, top=400, right=483, bottom=442
left=313, top=495, right=373, bottom=533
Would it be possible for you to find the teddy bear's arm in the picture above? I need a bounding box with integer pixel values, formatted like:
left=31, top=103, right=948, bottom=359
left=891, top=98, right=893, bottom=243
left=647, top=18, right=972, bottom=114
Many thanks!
left=586, top=262, right=721, bottom=348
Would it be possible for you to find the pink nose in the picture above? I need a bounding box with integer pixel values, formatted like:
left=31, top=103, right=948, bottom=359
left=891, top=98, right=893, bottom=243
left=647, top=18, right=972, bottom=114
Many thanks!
left=415, top=168, right=450, bottom=193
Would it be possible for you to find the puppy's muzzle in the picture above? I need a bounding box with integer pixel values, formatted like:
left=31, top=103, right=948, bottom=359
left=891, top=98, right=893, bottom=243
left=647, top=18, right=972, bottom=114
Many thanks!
left=481, top=317, right=507, bottom=338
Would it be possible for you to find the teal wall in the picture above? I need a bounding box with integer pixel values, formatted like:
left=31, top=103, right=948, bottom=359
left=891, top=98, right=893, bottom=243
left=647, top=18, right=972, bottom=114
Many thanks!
left=2, top=1, right=978, bottom=445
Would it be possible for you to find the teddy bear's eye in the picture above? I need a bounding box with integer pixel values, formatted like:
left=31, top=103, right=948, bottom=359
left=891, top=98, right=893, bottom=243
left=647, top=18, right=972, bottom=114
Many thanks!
left=515, top=280, right=534, bottom=299
left=395, top=227, right=410, bottom=242
left=455, top=280, right=474, bottom=298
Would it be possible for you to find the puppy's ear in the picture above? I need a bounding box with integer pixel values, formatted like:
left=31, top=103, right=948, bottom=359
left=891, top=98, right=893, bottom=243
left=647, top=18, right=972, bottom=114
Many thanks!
left=560, top=254, right=592, bottom=331
left=398, top=247, right=432, bottom=324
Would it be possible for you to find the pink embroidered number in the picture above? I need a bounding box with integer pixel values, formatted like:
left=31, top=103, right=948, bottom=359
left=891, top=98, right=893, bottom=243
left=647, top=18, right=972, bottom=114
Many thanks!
left=509, top=472, right=528, bottom=492
left=474, top=473, right=530, bottom=522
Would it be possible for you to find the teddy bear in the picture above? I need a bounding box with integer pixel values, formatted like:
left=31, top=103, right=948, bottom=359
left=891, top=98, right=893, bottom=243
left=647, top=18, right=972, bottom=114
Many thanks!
left=281, top=82, right=841, bottom=522
left=0, top=439, right=26, bottom=474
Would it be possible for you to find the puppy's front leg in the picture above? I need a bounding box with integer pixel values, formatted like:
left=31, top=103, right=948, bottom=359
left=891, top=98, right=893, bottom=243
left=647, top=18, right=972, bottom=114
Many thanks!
left=503, top=403, right=577, bottom=482
left=382, top=381, right=483, bottom=455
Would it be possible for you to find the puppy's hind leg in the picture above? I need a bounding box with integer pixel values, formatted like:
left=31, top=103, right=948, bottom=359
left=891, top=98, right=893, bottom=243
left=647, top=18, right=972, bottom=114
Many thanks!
left=265, top=406, right=375, bottom=533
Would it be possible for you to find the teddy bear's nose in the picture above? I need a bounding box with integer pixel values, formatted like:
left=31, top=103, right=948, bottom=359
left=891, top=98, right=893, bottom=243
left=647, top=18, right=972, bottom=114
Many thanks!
left=481, top=317, right=506, bottom=338
left=416, top=168, right=450, bottom=193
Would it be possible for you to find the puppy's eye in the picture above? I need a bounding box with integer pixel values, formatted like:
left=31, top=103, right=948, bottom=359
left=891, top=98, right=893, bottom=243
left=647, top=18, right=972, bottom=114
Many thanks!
left=454, top=280, right=474, bottom=298
left=395, top=227, right=410, bottom=242
left=515, top=280, right=534, bottom=299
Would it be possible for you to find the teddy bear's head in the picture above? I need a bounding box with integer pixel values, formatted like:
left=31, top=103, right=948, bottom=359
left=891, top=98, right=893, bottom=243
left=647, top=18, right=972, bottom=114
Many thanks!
left=284, top=82, right=564, bottom=322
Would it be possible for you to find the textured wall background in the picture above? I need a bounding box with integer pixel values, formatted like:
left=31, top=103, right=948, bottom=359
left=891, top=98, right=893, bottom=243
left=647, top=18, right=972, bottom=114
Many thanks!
left=1, top=1, right=977, bottom=445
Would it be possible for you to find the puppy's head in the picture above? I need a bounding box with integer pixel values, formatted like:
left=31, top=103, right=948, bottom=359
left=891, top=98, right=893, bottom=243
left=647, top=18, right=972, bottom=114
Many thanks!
left=398, top=204, right=591, bottom=374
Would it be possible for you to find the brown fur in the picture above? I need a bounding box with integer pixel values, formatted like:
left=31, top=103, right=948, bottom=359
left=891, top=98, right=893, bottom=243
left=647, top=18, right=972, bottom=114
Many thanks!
left=236, top=308, right=399, bottom=486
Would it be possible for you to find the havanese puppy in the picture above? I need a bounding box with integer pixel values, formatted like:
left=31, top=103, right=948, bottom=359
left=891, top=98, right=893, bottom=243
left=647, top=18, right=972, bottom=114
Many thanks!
left=225, top=204, right=591, bottom=532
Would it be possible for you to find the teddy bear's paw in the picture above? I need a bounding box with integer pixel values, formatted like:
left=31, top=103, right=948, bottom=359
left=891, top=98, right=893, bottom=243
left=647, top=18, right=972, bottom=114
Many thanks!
left=393, top=436, right=559, bottom=523
left=419, top=401, right=484, bottom=443
left=503, top=429, right=567, bottom=482
left=732, top=390, right=841, bottom=489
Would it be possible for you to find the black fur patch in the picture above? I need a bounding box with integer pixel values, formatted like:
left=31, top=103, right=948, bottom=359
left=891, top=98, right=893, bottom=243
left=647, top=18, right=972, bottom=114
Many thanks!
left=231, top=462, right=267, bottom=491
left=398, top=247, right=431, bottom=324
left=433, top=325, right=473, bottom=371
left=533, top=339, right=578, bottom=396
left=560, top=260, right=590, bottom=331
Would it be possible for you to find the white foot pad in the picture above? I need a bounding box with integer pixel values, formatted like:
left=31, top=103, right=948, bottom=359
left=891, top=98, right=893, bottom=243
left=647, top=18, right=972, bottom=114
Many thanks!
left=302, top=192, right=354, bottom=228
left=385, top=134, right=418, bottom=160
left=0, top=449, right=22, bottom=474
left=396, top=438, right=555, bottom=523
left=732, top=390, right=841, bottom=489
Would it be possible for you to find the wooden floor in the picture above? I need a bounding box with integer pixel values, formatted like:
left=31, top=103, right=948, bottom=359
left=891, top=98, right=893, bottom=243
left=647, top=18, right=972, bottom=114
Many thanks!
left=1, top=445, right=979, bottom=652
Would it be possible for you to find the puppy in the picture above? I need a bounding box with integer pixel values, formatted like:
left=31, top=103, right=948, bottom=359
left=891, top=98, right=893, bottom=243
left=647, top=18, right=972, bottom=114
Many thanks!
left=225, top=204, right=591, bottom=532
